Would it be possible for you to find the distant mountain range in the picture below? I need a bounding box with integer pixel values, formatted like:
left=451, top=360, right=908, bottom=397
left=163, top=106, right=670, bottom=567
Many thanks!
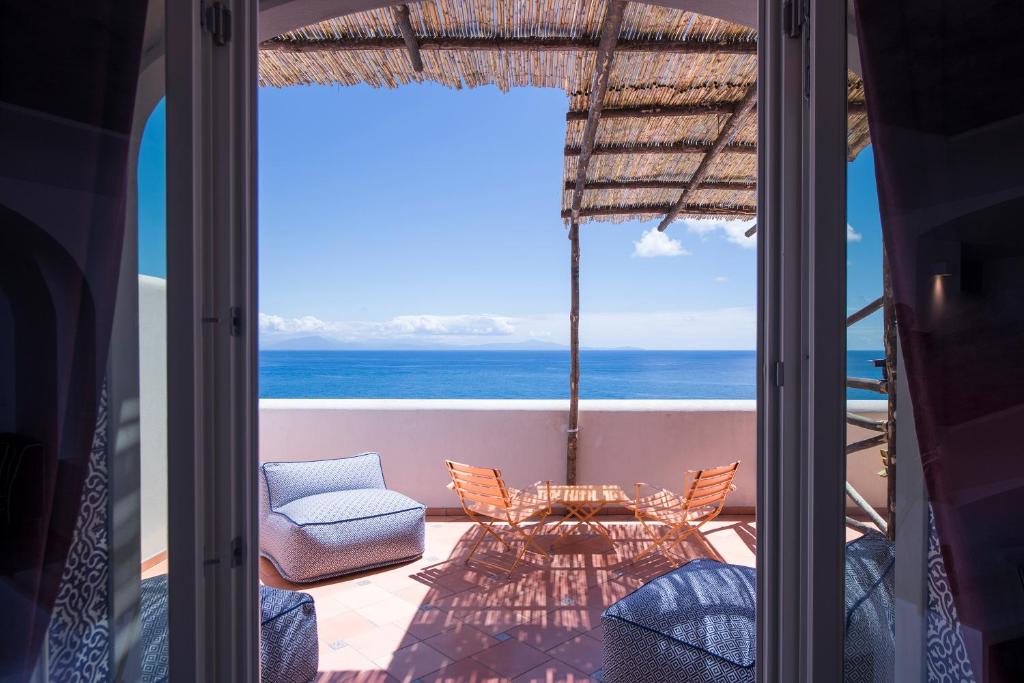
left=261, top=335, right=643, bottom=351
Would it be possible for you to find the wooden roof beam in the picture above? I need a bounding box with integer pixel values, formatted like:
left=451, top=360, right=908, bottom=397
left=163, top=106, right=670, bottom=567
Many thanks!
left=565, top=179, right=756, bottom=192
left=569, top=0, right=628, bottom=223
left=392, top=4, right=423, bottom=72
left=565, top=141, right=757, bottom=157
left=260, top=36, right=758, bottom=55
left=562, top=203, right=756, bottom=219
left=566, top=101, right=865, bottom=121
left=657, top=85, right=758, bottom=231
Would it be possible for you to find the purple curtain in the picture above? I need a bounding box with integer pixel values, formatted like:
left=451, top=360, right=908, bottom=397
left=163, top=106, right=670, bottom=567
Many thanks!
left=855, top=1, right=1024, bottom=679
left=0, top=0, right=149, bottom=679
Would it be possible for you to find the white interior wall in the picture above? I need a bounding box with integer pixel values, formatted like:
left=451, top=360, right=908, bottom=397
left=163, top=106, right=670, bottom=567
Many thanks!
left=139, top=274, right=168, bottom=561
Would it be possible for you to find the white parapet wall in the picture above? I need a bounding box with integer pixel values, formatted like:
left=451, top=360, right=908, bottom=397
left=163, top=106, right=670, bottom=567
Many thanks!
left=258, top=399, right=890, bottom=511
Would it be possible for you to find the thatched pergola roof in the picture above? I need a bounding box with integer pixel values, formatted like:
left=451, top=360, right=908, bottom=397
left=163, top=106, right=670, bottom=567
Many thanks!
left=260, top=0, right=870, bottom=230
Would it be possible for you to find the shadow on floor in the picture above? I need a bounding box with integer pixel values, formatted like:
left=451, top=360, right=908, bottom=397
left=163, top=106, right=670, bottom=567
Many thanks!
left=259, top=515, right=756, bottom=683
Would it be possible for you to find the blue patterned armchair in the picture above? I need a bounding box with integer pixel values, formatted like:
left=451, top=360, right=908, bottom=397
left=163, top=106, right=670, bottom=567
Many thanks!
left=259, top=452, right=426, bottom=583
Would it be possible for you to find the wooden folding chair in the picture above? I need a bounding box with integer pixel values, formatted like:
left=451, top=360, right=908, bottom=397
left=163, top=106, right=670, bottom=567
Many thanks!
left=445, top=460, right=552, bottom=576
left=627, top=461, right=740, bottom=564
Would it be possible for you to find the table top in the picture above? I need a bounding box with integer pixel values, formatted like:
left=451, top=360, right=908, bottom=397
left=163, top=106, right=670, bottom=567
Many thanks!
left=540, top=483, right=631, bottom=505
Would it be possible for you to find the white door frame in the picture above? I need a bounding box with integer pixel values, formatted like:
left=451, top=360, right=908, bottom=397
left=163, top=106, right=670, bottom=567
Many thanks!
left=757, top=0, right=849, bottom=680
left=166, top=0, right=260, bottom=680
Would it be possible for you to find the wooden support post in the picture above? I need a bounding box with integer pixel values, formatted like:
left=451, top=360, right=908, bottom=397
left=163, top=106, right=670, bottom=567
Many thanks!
left=564, top=179, right=756, bottom=192
left=260, top=36, right=758, bottom=55
left=845, top=296, right=883, bottom=327
left=846, top=481, right=888, bottom=533
left=393, top=4, right=423, bottom=72
left=882, top=249, right=897, bottom=539
left=564, top=141, right=756, bottom=157
left=561, top=204, right=756, bottom=220
left=657, top=86, right=758, bottom=232
left=569, top=0, right=627, bottom=222
left=567, top=221, right=581, bottom=484
left=565, top=0, right=626, bottom=484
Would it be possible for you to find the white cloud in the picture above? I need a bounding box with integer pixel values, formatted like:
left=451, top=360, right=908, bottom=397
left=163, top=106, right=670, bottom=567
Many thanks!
left=714, top=276, right=729, bottom=284
left=847, top=224, right=863, bottom=242
left=633, top=228, right=690, bottom=258
left=682, top=218, right=757, bottom=249
left=259, top=312, right=516, bottom=339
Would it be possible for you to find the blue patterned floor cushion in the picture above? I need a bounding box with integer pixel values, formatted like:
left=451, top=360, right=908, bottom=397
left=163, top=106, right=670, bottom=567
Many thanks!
left=140, top=575, right=318, bottom=683
left=602, top=532, right=895, bottom=683
left=260, top=453, right=426, bottom=583
left=844, top=532, right=896, bottom=683
left=603, top=560, right=756, bottom=683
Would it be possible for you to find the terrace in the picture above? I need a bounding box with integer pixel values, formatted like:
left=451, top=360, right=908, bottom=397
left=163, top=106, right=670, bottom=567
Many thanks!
left=137, top=0, right=889, bottom=680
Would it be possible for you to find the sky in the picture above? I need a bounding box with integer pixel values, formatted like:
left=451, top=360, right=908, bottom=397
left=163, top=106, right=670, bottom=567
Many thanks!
left=138, top=84, right=885, bottom=350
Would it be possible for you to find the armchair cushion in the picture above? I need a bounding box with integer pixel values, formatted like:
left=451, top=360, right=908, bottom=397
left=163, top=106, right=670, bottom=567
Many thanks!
left=262, top=453, right=386, bottom=508
left=274, top=488, right=423, bottom=526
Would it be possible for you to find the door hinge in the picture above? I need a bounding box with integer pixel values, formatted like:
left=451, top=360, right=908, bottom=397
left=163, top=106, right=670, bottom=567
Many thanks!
left=230, top=536, right=245, bottom=568
left=773, top=361, right=785, bottom=388
left=230, top=306, right=243, bottom=336
left=782, top=0, right=805, bottom=39
left=201, top=1, right=232, bottom=46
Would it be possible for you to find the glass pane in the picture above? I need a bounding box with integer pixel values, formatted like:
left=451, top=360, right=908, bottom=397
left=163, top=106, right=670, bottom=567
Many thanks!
left=847, top=1, right=1024, bottom=681
left=0, top=2, right=167, bottom=679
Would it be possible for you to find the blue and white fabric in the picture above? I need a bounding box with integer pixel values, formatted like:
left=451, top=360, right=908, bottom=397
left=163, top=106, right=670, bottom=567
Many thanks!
left=260, top=453, right=426, bottom=583
left=139, top=575, right=319, bottom=683
left=844, top=531, right=896, bottom=683
left=925, top=505, right=976, bottom=682
left=602, top=559, right=756, bottom=683
left=602, top=532, right=895, bottom=683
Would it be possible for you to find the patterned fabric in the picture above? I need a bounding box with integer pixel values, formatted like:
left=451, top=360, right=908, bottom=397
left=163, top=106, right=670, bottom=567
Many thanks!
left=139, top=575, right=319, bottom=683
left=844, top=532, right=896, bottom=683
left=926, top=506, right=976, bottom=682
left=262, top=453, right=387, bottom=508
left=603, top=560, right=756, bottom=668
left=602, top=533, right=896, bottom=683
left=47, top=382, right=111, bottom=682
left=276, top=489, right=423, bottom=526
left=260, top=454, right=426, bottom=583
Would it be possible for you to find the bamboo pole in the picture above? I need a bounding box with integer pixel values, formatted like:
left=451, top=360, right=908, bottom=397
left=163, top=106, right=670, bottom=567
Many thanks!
left=567, top=221, right=581, bottom=484
left=882, top=249, right=897, bottom=540
left=657, top=85, right=758, bottom=232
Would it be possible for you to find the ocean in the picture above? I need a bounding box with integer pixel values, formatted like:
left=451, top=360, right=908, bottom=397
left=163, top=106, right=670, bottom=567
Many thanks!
left=259, top=349, right=887, bottom=400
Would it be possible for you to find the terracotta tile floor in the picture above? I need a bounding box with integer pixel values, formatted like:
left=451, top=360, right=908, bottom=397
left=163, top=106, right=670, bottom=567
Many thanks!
left=259, top=516, right=758, bottom=683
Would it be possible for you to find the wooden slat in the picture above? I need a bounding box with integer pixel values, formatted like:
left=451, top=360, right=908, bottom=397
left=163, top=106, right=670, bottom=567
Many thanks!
left=458, top=489, right=509, bottom=509
left=565, top=179, right=756, bottom=192
left=565, top=141, right=757, bottom=157
left=846, top=296, right=883, bottom=327
left=657, top=85, right=757, bottom=232
left=565, top=101, right=866, bottom=122
left=694, top=462, right=740, bottom=477
left=446, top=460, right=500, bottom=478
left=392, top=4, right=423, bottom=72
left=260, top=36, right=759, bottom=55
left=569, top=0, right=627, bottom=223
left=561, top=204, right=756, bottom=219
left=846, top=412, right=886, bottom=432
left=847, top=377, right=888, bottom=394
left=847, top=433, right=886, bottom=455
